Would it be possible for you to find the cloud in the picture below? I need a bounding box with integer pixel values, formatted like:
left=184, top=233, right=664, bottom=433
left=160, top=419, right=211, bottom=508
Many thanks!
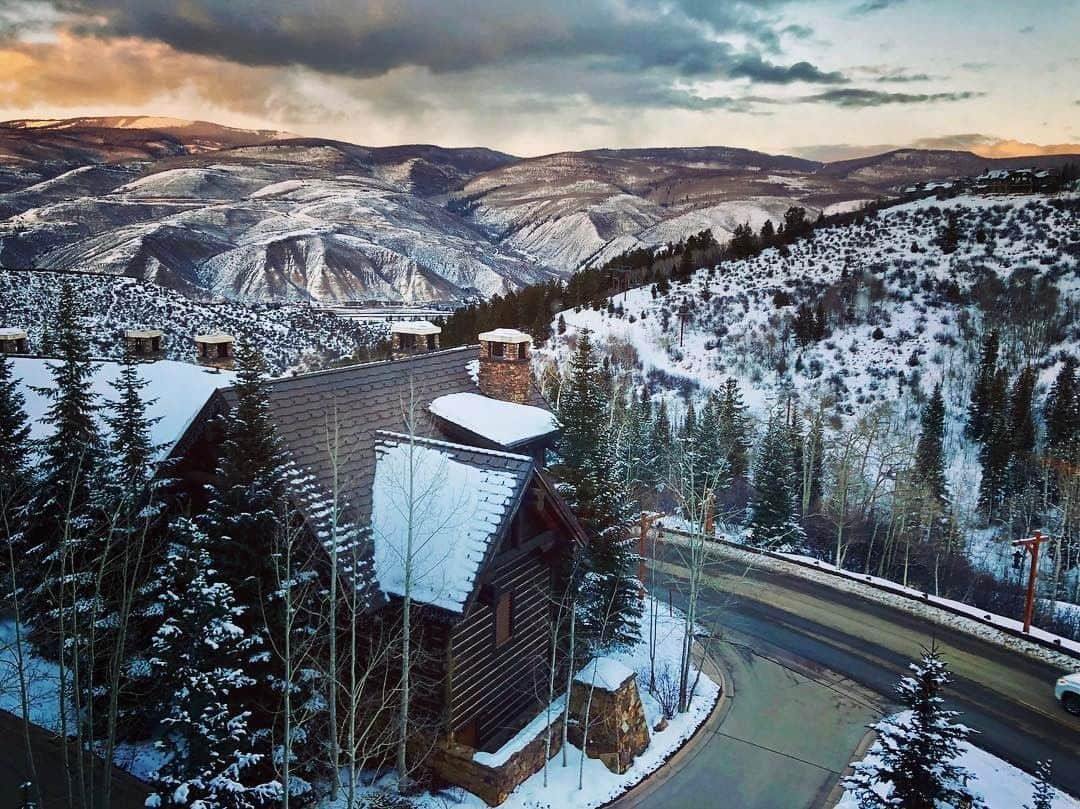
left=848, top=0, right=906, bottom=15
left=1019, top=25, right=1035, bottom=34
left=911, top=134, right=1080, bottom=157
left=729, top=55, right=847, bottom=84
left=789, top=142, right=900, bottom=161
left=798, top=88, right=983, bottom=107
left=43, top=0, right=842, bottom=86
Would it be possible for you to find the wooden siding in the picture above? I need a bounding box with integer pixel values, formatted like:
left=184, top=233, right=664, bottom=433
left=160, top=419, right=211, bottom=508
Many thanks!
left=448, top=548, right=553, bottom=749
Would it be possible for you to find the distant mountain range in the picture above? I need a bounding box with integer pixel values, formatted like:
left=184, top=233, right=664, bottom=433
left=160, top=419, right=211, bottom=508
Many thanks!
left=1, top=117, right=1076, bottom=304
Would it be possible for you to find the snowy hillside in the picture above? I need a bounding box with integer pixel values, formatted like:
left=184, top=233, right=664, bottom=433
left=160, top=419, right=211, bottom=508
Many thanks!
left=0, top=269, right=386, bottom=374
left=546, top=194, right=1080, bottom=564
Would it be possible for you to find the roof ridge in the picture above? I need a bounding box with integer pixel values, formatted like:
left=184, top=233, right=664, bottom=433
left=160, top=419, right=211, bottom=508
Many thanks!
left=264, top=344, right=480, bottom=385
left=374, top=430, right=535, bottom=463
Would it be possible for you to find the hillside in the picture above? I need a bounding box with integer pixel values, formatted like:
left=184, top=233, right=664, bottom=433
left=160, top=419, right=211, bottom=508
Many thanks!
left=2, top=117, right=1078, bottom=305
left=544, top=193, right=1080, bottom=578
left=0, top=269, right=385, bottom=374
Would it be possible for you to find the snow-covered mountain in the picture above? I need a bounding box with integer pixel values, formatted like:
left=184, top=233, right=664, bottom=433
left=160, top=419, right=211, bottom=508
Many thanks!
left=543, top=193, right=1080, bottom=529
left=0, top=269, right=386, bottom=374
left=2, top=118, right=1077, bottom=305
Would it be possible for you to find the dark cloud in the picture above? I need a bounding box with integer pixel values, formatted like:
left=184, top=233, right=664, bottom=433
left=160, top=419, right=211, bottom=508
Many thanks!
left=48, top=0, right=842, bottom=86
left=730, top=55, right=847, bottom=84
left=848, top=0, right=906, bottom=15
left=1019, top=25, right=1035, bottom=34
left=781, top=24, right=814, bottom=39
left=799, top=88, right=983, bottom=107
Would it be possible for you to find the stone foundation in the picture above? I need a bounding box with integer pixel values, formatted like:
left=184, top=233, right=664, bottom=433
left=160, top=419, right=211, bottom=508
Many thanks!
left=429, top=715, right=564, bottom=807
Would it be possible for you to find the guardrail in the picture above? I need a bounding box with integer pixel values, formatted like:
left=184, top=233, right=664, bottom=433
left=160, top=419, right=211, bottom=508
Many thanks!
left=659, top=526, right=1080, bottom=664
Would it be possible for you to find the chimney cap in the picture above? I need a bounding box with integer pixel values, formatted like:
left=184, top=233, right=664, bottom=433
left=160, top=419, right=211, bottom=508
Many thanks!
left=125, top=328, right=164, bottom=339
left=0, top=328, right=28, bottom=340
left=195, top=332, right=234, bottom=344
left=391, top=320, right=442, bottom=336
left=478, top=328, right=531, bottom=344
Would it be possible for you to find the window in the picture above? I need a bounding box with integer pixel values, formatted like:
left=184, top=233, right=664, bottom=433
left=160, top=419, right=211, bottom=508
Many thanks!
left=495, top=591, right=513, bottom=648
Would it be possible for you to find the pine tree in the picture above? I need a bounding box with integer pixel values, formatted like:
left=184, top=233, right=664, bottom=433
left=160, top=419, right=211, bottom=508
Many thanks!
left=748, top=413, right=804, bottom=548
left=787, top=405, right=805, bottom=515
left=844, top=645, right=982, bottom=809
left=647, top=398, right=672, bottom=491
left=1045, top=356, right=1078, bottom=455
left=1026, top=759, right=1055, bottom=809
left=146, top=518, right=279, bottom=809
left=0, top=354, right=32, bottom=510
left=912, top=385, right=948, bottom=504
left=22, top=282, right=106, bottom=653
left=978, top=400, right=1012, bottom=520
left=966, top=329, right=999, bottom=441
left=556, top=329, right=641, bottom=649
left=1006, top=366, right=1038, bottom=496
left=718, top=378, right=750, bottom=480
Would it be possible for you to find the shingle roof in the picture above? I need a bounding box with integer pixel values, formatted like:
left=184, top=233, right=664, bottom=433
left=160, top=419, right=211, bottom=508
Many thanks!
left=370, top=432, right=534, bottom=612
left=209, top=345, right=550, bottom=612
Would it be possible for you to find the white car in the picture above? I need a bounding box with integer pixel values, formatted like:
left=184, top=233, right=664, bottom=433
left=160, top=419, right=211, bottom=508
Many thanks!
left=1056, top=673, right=1080, bottom=716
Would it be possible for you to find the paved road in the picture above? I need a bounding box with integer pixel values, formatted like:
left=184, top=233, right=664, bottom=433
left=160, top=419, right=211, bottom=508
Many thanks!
left=631, top=543, right=1080, bottom=808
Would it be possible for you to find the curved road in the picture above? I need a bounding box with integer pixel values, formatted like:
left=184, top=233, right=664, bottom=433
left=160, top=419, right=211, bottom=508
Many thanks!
left=623, top=543, right=1080, bottom=809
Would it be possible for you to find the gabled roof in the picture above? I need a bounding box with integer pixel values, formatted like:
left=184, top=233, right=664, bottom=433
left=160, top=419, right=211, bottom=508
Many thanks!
left=371, top=432, right=533, bottom=613
left=182, top=345, right=568, bottom=614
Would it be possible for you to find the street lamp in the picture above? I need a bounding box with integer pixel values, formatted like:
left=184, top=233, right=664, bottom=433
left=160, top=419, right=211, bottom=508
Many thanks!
left=1011, top=531, right=1052, bottom=634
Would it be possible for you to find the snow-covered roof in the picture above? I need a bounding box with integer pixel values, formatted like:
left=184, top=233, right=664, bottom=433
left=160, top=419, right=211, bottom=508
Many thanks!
left=429, top=392, right=558, bottom=448
left=390, top=320, right=441, bottom=336
left=479, top=328, right=532, bottom=344
left=574, top=657, right=635, bottom=692
left=371, top=432, right=532, bottom=613
left=0, top=328, right=28, bottom=339
left=125, top=329, right=163, bottom=339
left=11, top=358, right=234, bottom=461
left=195, top=332, right=233, bottom=343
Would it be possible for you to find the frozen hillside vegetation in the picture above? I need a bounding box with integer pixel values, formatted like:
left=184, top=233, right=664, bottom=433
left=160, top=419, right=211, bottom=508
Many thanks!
left=0, top=269, right=386, bottom=373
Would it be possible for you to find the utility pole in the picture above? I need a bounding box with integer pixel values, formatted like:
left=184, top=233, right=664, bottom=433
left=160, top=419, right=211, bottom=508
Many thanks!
left=1012, top=531, right=1052, bottom=633
left=638, top=511, right=664, bottom=596
left=678, top=302, right=689, bottom=347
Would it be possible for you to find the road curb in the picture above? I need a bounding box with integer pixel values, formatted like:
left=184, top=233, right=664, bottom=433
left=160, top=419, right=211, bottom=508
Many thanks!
left=604, top=644, right=733, bottom=808
left=818, top=727, right=878, bottom=808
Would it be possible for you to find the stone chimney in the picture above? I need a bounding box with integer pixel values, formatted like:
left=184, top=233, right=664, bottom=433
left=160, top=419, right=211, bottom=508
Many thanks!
left=478, top=328, right=532, bottom=404
left=195, top=333, right=235, bottom=369
left=391, top=320, right=441, bottom=359
left=124, top=328, right=165, bottom=359
left=0, top=328, right=29, bottom=355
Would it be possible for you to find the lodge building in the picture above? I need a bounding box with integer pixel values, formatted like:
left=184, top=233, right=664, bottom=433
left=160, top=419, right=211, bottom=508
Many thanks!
left=168, top=323, right=590, bottom=795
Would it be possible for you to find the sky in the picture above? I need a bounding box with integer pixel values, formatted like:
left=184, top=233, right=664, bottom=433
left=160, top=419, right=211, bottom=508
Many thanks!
left=0, top=0, right=1077, bottom=159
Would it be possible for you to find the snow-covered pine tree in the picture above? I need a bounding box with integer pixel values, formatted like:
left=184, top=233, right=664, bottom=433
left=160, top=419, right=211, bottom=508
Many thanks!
left=647, top=397, right=673, bottom=493
left=1006, top=366, right=1038, bottom=497
left=748, top=412, right=804, bottom=548
left=718, top=378, right=751, bottom=481
left=787, top=404, right=805, bottom=515
left=556, top=329, right=641, bottom=649
left=1045, top=356, right=1078, bottom=456
left=1026, top=759, right=1055, bottom=809
left=22, top=281, right=106, bottom=653
left=0, top=353, right=32, bottom=516
left=966, top=329, right=1000, bottom=442
left=912, top=384, right=948, bottom=505
left=843, top=645, right=982, bottom=809
left=198, top=343, right=325, bottom=796
left=147, top=517, right=280, bottom=809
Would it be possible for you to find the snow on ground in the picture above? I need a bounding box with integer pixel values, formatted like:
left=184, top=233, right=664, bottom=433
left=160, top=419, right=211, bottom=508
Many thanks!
left=11, top=357, right=234, bottom=460
left=428, top=392, right=559, bottom=447
left=836, top=712, right=1080, bottom=809
left=0, top=619, right=67, bottom=731
left=324, top=600, right=720, bottom=809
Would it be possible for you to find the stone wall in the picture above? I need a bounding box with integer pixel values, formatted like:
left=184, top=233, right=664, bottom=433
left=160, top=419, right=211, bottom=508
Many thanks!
left=477, top=356, right=531, bottom=404
left=429, top=716, right=564, bottom=807
left=567, top=671, right=650, bottom=775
